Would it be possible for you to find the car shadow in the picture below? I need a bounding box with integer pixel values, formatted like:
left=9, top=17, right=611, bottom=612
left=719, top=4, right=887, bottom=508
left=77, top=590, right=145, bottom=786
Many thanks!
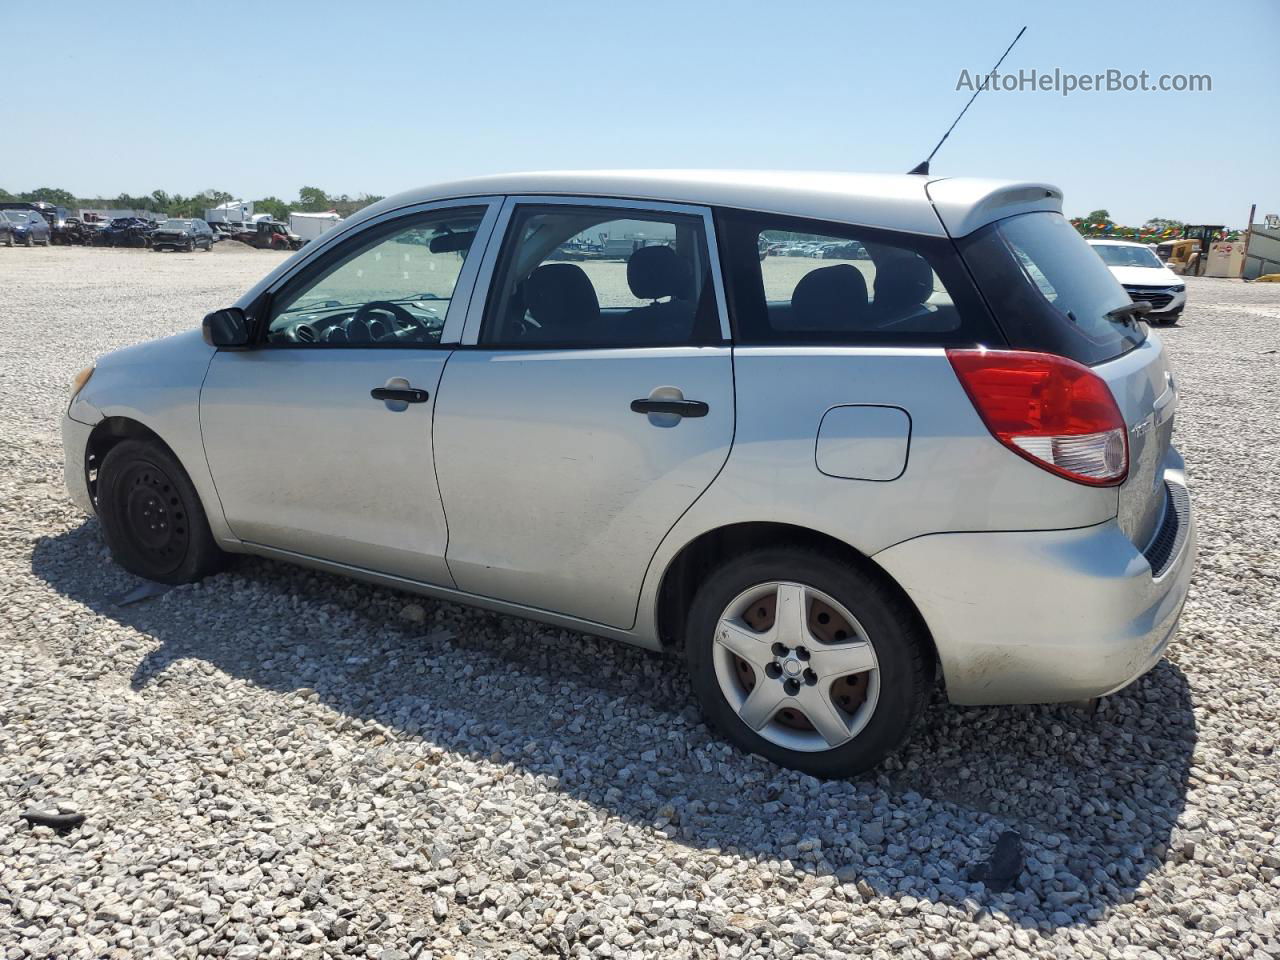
left=31, top=519, right=1196, bottom=932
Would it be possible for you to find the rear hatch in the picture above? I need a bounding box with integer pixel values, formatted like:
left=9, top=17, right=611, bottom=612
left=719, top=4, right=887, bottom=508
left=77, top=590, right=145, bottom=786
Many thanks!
left=956, top=211, right=1175, bottom=551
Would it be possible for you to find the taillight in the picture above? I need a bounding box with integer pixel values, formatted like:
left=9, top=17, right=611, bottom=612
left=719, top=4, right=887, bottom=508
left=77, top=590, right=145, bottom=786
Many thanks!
left=947, top=348, right=1128, bottom=486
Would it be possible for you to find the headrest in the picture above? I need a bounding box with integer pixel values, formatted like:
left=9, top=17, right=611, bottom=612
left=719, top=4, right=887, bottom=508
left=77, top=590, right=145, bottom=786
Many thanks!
left=871, top=249, right=935, bottom=311
left=791, top=265, right=869, bottom=329
left=627, top=245, right=693, bottom=300
left=523, top=263, right=600, bottom=332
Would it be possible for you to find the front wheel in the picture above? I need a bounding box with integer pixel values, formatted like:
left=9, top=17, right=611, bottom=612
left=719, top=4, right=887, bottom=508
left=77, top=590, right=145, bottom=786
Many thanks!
left=685, top=547, right=933, bottom=778
left=96, top=439, right=225, bottom=584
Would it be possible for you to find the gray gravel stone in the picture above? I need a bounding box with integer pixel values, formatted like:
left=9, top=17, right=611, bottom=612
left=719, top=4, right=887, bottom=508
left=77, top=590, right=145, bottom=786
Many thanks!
left=1, top=251, right=1277, bottom=960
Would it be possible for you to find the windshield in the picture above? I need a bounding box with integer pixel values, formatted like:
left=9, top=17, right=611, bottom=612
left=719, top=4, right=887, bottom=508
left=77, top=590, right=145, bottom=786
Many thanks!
left=958, top=212, right=1145, bottom=366
left=160, top=219, right=191, bottom=230
left=1092, top=244, right=1164, bottom=269
left=2, top=211, right=29, bottom=223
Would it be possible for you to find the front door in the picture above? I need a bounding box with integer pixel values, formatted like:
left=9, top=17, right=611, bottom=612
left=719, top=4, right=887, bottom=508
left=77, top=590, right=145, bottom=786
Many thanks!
left=434, top=199, right=735, bottom=628
left=199, top=202, right=496, bottom=584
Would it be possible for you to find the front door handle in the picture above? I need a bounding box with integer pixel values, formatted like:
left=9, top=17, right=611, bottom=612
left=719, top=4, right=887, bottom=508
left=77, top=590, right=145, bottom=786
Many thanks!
left=630, top=398, right=709, bottom=418
left=371, top=387, right=429, bottom=403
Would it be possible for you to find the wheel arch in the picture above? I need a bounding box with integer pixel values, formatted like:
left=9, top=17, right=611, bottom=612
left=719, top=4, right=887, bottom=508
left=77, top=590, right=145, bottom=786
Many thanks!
left=84, top=416, right=184, bottom=508
left=653, top=521, right=937, bottom=662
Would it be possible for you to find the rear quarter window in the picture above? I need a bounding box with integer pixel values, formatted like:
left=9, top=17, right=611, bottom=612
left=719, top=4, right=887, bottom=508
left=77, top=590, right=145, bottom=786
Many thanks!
left=716, top=209, right=1000, bottom=347
left=958, top=212, right=1146, bottom=366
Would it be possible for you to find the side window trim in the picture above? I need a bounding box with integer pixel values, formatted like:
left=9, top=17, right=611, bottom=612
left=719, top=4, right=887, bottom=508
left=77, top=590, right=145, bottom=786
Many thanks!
left=256, top=197, right=503, bottom=349
left=459, top=195, right=731, bottom=346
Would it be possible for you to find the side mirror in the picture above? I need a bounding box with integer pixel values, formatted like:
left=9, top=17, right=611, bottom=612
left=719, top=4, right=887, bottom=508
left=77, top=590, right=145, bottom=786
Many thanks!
left=202, top=307, right=251, bottom=348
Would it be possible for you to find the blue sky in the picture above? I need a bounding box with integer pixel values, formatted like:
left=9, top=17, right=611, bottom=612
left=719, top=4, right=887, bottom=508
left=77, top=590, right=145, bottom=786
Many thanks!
left=3, top=0, right=1276, bottom=226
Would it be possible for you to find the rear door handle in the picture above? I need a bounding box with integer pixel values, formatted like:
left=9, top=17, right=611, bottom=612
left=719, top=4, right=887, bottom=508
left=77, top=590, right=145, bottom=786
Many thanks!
left=371, top=387, right=429, bottom=403
left=630, top=398, right=709, bottom=418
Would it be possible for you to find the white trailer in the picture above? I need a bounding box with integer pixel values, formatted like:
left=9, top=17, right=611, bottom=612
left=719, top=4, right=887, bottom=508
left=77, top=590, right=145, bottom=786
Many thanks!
left=288, top=211, right=343, bottom=242
left=205, top=200, right=253, bottom=224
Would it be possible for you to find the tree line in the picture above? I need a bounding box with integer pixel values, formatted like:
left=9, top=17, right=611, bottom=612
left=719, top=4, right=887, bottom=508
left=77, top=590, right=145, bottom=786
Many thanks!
left=0, top=185, right=384, bottom=220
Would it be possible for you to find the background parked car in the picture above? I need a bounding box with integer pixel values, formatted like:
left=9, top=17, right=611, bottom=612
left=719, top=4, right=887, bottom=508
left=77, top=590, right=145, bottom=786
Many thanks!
left=151, top=218, right=215, bottom=252
left=1, top=210, right=51, bottom=246
left=234, top=220, right=303, bottom=250
left=1088, top=239, right=1187, bottom=325
left=96, top=217, right=154, bottom=248
left=52, top=217, right=94, bottom=245
left=824, top=241, right=869, bottom=260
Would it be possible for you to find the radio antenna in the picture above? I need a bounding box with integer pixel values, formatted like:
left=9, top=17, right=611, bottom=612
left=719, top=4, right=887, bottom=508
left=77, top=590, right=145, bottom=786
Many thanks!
left=908, top=25, right=1027, bottom=176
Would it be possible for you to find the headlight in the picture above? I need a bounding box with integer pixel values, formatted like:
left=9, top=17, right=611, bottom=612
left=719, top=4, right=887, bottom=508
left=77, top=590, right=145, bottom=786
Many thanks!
left=70, top=366, right=94, bottom=401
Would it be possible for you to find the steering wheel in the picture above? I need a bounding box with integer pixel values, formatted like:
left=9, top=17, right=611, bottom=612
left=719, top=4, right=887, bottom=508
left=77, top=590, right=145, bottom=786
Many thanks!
left=352, top=300, right=432, bottom=339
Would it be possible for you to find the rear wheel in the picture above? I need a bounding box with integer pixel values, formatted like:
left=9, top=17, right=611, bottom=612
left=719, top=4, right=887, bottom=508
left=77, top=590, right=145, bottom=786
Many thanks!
left=685, top=547, right=932, bottom=778
left=96, top=439, right=225, bottom=584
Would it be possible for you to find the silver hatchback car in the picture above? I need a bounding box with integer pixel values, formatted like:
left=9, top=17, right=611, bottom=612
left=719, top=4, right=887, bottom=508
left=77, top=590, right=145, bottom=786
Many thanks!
left=62, top=172, right=1196, bottom=776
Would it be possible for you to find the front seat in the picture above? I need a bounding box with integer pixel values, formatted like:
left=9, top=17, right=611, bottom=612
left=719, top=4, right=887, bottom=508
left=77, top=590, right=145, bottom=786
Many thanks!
left=788, top=264, right=871, bottom=331
left=622, top=245, right=695, bottom=343
left=520, top=263, right=600, bottom=342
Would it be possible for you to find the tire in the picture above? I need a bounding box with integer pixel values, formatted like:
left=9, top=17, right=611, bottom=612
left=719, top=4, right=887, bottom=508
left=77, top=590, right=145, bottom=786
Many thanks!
left=96, top=439, right=225, bottom=584
left=24, top=234, right=33, bottom=247
left=685, top=546, right=933, bottom=778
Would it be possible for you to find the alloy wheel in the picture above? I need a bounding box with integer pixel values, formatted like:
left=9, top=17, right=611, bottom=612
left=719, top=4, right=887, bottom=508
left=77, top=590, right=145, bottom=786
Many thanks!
left=712, top=581, right=880, bottom=753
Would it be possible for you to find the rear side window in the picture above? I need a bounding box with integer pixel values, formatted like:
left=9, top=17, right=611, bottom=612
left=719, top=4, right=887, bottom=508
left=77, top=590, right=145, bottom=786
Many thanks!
left=958, top=212, right=1145, bottom=365
left=717, top=209, right=999, bottom=346
left=481, top=205, right=722, bottom=348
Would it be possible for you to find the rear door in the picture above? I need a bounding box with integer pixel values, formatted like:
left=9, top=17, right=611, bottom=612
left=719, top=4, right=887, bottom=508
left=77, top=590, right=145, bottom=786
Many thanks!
left=433, top=197, right=735, bottom=628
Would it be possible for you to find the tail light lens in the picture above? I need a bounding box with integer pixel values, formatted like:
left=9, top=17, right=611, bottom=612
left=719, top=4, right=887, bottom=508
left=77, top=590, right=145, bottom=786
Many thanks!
left=947, top=348, right=1128, bottom=486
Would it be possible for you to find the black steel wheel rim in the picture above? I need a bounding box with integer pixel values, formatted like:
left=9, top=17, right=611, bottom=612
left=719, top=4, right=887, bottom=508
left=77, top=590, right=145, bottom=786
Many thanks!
left=115, top=460, right=189, bottom=572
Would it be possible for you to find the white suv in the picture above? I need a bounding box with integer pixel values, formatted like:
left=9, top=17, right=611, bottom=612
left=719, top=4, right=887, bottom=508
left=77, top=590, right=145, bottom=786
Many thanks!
left=1089, top=238, right=1187, bottom=324
left=62, top=171, right=1196, bottom=776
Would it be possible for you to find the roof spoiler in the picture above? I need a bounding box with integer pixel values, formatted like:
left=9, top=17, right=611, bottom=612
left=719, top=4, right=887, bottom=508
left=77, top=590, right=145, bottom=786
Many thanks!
left=925, top=180, right=1064, bottom=238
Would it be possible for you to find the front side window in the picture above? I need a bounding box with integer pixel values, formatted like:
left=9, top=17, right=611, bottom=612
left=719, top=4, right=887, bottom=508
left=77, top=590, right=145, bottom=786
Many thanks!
left=480, top=205, right=721, bottom=347
left=718, top=209, right=998, bottom=346
left=266, top=206, right=485, bottom=346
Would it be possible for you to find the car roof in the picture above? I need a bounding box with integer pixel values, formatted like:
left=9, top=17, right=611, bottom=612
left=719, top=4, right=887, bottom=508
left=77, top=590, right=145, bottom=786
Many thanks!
left=236, top=170, right=1066, bottom=310
left=352, top=170, right=1064, bottom=239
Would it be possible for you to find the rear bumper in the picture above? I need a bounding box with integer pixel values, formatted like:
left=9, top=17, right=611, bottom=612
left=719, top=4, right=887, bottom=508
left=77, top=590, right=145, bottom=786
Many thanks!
left=874, top=459, right=1196, bottom=705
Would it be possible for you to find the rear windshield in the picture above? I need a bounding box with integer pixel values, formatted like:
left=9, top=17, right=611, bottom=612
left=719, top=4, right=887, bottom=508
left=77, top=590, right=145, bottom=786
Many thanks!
left=959, top=212, right=1145, bottom=365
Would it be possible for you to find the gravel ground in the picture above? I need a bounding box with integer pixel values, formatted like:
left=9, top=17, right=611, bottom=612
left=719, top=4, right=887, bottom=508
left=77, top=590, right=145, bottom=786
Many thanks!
left=1, top=245, right=1278, bottom=959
